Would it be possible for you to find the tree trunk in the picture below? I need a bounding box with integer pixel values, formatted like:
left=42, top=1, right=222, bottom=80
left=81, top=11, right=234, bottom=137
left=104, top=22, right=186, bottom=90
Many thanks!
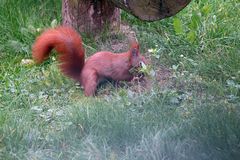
left=62, top=0, right=120, bottom=34
left=111, top=0, right=191, bottom=21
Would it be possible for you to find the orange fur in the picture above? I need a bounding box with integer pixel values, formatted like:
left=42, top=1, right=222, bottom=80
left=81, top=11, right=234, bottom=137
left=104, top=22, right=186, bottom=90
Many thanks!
left=32, top=26, right=146, bottom=96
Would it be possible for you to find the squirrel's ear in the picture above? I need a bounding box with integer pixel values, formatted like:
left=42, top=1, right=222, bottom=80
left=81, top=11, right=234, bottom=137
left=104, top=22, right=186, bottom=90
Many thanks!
left=131, top=48, right=139, bottom=57
left=129, top=40, right=140, bottom=58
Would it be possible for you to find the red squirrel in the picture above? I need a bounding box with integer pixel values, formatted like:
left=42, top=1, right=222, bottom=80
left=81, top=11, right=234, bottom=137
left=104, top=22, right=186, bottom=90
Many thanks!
left=32, top=26, right=146, bottom=96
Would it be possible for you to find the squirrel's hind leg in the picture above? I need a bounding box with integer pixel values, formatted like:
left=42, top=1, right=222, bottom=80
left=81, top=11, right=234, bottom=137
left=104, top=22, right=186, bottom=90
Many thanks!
left=82, top=71, right=98, bottom=96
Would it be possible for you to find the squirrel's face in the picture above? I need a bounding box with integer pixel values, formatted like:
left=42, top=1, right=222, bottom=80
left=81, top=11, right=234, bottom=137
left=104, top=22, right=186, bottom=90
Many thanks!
left=129, top=47, right=148, bottom=77
left=130, top=48, right=147, bottom=68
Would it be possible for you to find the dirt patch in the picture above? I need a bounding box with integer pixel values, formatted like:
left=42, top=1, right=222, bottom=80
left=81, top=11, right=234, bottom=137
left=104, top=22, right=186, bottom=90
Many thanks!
left=95, top=23, right=138, bottom=52
left=128, top=65, right=173, bottom=94
left=155, top=66, right=172, bottom=88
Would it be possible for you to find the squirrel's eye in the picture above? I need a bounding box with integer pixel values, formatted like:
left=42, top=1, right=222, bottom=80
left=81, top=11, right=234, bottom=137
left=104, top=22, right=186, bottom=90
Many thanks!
left=139, top=61, right=144, bottom=67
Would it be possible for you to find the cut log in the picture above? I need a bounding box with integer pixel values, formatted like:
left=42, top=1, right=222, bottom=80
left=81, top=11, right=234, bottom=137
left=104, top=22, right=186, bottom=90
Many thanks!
left=111, top=0, right=191, bottom=21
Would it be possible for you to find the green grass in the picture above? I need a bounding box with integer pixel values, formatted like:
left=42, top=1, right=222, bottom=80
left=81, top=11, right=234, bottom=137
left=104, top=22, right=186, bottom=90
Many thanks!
left=0, top=0, right=240, bottom=159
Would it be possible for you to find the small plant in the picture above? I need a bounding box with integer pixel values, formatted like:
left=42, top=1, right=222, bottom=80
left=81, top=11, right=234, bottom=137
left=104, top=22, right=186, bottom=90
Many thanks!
left=148, top=45, right=161, bottom=59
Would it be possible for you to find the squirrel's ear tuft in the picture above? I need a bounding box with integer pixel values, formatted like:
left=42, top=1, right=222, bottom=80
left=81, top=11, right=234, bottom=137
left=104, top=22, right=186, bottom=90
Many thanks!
left=130, top=41, right=139, bottom=50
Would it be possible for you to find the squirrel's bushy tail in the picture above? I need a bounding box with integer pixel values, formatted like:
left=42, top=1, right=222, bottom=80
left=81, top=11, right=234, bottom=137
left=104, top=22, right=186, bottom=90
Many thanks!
left=32, top=26, right=85, bottom=80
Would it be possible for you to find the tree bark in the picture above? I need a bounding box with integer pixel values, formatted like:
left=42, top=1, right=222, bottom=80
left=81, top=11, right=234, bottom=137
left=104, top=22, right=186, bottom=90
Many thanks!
left=62, top=0, right=120, bottom=34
